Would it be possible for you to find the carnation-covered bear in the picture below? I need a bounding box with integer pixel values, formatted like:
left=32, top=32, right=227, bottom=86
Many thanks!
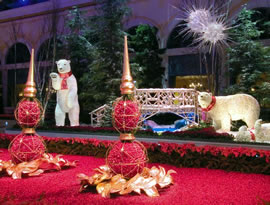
left=198, top=92, right=260, bottom=131
left=50, top=59, right=80, bottom=126
left=235, top=119, right=266, bottom=142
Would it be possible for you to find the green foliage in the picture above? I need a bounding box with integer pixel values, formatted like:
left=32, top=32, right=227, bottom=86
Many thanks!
left=79, top=0, right=131, bottom=111
left=100, top=96, right=116, bottom=127
left=226, top=8, right=270, bottom=106
left=63, top=2, right=130, bottom=120
left=63, top=7, right=96, bottom=82
left=129, top=24, right=165, bottom=88
left=64, top=5, right=165, bottom=119
left=62, top=7, right=97, bottom=122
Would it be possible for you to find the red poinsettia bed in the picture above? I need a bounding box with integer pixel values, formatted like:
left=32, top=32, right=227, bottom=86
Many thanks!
left=0, top=148, right=270, bottom=205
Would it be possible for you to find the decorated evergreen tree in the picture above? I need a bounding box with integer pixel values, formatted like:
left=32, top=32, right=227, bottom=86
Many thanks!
left=64, top=7, right=96, bottom=83
left=129, top=24, right=165, bottom=88
left=79, top=0, right=131, bottom=111
left=226, top=8, right=270, bottom=106
left=63, top=7, right=97, bottom=123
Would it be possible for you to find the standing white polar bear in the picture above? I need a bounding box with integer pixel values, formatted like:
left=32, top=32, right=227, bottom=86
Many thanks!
left=198, top=92, right=260, bottom=131
left=50, top=59, right=80, bottom=126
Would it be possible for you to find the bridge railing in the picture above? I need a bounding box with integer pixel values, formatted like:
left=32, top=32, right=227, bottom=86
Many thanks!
left=90, top=88, right=199, bottom=127
left=89, top=104, right=108, bottom=127
left=134, top=88, right=199, bottom=124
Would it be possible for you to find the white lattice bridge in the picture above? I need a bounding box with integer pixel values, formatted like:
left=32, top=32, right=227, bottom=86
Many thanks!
left=90, top=88, right=199, bottom=127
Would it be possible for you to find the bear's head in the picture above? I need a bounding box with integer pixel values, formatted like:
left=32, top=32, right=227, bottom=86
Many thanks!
left=198, top=92, right=212, bottom=108
left=56, top=59, right=71, bottom=74
left=238, top=125, right=248, bottom=132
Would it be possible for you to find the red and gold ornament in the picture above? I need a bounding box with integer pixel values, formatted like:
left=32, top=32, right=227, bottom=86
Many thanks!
left=15, top=98, right=42, bottom=128
left=77, top=36, right=175, bottom=198
left=9, top=49, right=46, bottom=164
left=106, top=141, right=147, bottom=178
left=112, top=98, right=140, bottom=133
left=8, top=133, right=46, bottom=164
left=107, top=36, right=147, bottom=177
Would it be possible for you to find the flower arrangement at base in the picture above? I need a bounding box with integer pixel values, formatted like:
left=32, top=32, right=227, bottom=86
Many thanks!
left=8, top=133, right=46, bottom=164
left=106, top=140, right=147, bottom=178
left=15, top=98, right=43, bottom=128
left=78, top=165, right=176, bottom=198
left=0, top=153, right=77, bottom=179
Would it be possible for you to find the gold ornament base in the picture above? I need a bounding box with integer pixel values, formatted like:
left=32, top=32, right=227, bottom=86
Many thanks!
left=0, top=153, right=77, bottom=179
left=22, top=128, right=36, bottom=134
left=119, top=133, right=135, bottom=141
left=77, top=165, right=176, bottom=198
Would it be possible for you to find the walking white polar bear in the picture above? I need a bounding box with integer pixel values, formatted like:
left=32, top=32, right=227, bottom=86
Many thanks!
left=50, top=59, right=80, bottom=126
left=198, top=92, right=260, bottom=131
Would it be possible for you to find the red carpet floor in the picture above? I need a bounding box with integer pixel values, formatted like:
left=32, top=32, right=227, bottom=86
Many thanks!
left=0, top=148, right=270, bottom=205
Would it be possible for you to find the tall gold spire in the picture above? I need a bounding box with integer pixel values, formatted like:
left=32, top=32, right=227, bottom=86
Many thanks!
left=24, top=49, right=37, bottom=98
left=120, top=36, right=134, bottom=95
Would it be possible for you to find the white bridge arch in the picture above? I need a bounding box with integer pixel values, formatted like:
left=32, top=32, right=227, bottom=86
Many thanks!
left=90, top=88, right=199, bottom=127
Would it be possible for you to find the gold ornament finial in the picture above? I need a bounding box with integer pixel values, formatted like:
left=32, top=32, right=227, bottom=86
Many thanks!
left=120, top=36, right=134, bottom=95
left=24, top=48, right=37, bottom=98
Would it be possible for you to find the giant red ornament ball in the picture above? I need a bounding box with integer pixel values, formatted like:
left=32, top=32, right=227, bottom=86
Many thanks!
left=106, top=141, right=147, bottom=178
left=9, top=133, right=46, bottom=164
left=16, top=99, right=41, bottom=127
left=113, top=99, right=140, bottom=133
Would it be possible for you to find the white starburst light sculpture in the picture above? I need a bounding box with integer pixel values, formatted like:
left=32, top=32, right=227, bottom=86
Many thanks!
left=202, top=21, right=226, bottom=44
left=197, top=18, right=230, bottom=51
left=187, top=9, right=212, bottom=33
left=174, top=1, right=232, bottom=52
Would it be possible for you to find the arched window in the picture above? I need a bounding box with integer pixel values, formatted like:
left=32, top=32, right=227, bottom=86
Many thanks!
left=6, top=43, right=30, bottom=107
left=167, top=22, right=195, bottom=49
left=127, top=24, right=164, bottom=88
left=6, top=43, right=30, bottom=64
left=37, top=38, right=63, bottom=61
left=166, top=22, right=210, bottom=89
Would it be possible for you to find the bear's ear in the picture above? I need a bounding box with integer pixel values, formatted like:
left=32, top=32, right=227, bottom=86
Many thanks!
left=67, top=60, right=71, bottom=64
left=55, top=61, right=58, bottom=64
left=209, top=92, right=212, bottom=97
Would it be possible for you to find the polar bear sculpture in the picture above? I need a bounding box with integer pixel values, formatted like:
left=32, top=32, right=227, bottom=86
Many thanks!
left=198, top=92, right=260, bottom=131
left=50, top=59, right=80, bottom=126
left=235, top=119, right=267, bottom=142
left=235, top=125, right=251, bottom=142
